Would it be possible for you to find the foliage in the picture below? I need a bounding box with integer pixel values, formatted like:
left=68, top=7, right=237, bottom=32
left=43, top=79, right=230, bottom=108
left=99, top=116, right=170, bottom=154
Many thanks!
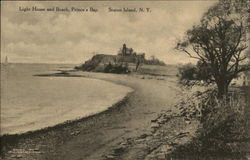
left=196, top=60, right=213, bottom=83
left=171, top=89, right=249, bottom=159
left=177, top=63, right=197, bottom=83
left=104, top=63, right=130, bottom=74
left=176, top=0, right=250, bottom=97
left=198, top=90, right=248, bottom=156
left=144, top=56, right=166, bottom=66
left=178, top=61, right=213, bottom=85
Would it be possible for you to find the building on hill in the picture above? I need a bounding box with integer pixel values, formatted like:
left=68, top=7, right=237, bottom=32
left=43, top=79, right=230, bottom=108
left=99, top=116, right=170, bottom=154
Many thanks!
left=75, top=43, right=166, bottom=73
left=118, top=44, right=135, bottom=56
left=117, top=44, right=145, bottom=63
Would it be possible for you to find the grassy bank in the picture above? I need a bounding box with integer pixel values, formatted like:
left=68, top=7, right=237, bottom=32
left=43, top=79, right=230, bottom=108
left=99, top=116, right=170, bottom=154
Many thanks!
left=168, top=88, right=250, bottom=160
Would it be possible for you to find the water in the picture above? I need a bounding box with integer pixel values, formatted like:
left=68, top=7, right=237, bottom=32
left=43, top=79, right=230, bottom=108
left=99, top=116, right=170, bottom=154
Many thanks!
left=1, top=63, right=133, bottom=135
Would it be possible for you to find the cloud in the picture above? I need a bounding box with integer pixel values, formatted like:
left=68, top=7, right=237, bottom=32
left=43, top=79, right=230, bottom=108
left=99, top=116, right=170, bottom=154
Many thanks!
left=1, top=1, right=217, bottom=64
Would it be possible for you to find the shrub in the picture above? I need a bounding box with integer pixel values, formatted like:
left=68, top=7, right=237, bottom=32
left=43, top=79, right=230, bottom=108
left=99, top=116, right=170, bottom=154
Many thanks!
left=178, top=61, right=213, bottom=86
left=177, top=63, right=197, bottom=85
left=104, top=63, right=130, bottom=74
left=171, top=89, right=248, bottom=158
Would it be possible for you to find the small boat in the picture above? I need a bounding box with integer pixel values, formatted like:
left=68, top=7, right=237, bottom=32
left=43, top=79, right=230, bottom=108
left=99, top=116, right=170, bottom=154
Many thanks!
left=4, top=56, right=8, bottom=65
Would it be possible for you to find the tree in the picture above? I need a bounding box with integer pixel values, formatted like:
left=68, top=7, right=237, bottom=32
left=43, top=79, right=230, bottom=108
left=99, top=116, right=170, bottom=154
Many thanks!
left=177, top=61, right=212, bottom=85
left=176, top=0, right=249, bottom=98
left=178, top=63, right=197, bottom=83
left=196, top=60, right=213, bottom=83
left=135, top=57, right=142, bottom=71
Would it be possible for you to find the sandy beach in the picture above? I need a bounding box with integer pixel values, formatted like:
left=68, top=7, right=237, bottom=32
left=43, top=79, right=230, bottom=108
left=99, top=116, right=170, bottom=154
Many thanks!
left=1, top=70, right=184, bottom=160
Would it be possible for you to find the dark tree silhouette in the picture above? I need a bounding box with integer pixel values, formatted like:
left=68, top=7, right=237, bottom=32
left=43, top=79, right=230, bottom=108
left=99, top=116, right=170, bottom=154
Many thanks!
left=176, top=0, right=249, bottom=98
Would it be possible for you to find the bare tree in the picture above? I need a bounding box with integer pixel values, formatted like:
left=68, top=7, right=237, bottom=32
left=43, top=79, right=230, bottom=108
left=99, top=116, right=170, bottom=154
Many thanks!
left=176, top=0, right=249, bottom=98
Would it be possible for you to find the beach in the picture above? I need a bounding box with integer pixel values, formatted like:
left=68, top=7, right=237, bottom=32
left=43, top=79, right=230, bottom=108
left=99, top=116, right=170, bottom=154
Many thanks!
left=1, top=64, right=133, bottom=135
left=1, top=66, right=185, bottom=160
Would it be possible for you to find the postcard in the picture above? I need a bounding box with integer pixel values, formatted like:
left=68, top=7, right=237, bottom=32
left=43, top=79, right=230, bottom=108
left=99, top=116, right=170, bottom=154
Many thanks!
left=1, top=0, right=249, bottom=159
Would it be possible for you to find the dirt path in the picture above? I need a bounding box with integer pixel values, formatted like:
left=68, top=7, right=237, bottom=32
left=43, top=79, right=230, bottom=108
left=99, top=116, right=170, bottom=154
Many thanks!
left=2, top=72, right=182, bottom=160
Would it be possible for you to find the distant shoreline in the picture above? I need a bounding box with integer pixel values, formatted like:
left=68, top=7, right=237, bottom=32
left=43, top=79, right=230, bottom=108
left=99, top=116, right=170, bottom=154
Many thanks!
left=0, top=62, right=79, bottom=65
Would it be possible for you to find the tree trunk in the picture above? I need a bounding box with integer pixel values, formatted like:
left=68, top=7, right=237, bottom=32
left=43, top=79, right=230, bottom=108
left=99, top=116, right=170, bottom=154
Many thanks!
left=217, top=80, right=230, bottom=99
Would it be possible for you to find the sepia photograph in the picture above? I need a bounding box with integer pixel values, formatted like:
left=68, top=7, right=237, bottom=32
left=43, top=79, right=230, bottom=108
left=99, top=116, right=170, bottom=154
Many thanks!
left=0, top=0, right=249, bottom=159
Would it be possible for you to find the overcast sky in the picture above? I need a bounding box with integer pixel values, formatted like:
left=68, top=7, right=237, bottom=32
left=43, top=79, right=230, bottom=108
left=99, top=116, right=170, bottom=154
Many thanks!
left=1, top=1, right=217, bottom=64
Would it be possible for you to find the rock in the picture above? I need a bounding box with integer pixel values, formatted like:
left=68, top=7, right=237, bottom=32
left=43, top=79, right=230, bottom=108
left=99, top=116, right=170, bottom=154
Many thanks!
left=160, top=145, right=171, bottom=153
left=105, top=155, right=116, bottom=159
left=169, top=141, right=178, bottom=146
left=135, top=139, right=145, bottom=143
left=145, top=154, right=157, bottom=160
left=70, top=130, right=80, bottom=136
left=174, top=132, right=189, bottom=139
left=10, top=155, right=16, bottom=158
left=126, top=138, right=134, bottom=145
left=185, top=120, right=191, bottom=124
left=113, top=146, right=125, bottom=155
left=11, top=154, right=23, bottom=159
left=139, top=133, right=148, bottom=139
left=156, top=152, right=166, bottom=159
left=157, top=115, right=171, bottom=124
left=151, top=119, right=157, bottom=123
left=120, top=142, right=127, bottom=146
left=151, top=123, right=160, bottom=129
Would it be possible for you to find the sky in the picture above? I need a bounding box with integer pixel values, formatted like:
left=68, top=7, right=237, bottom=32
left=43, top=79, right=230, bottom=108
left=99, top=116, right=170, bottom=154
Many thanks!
left=1, top=1, right=217, bottom=64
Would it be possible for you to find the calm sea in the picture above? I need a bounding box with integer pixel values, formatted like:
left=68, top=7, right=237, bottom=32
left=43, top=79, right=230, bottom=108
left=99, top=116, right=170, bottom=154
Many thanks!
left=1, top=63, right=132, bottom=135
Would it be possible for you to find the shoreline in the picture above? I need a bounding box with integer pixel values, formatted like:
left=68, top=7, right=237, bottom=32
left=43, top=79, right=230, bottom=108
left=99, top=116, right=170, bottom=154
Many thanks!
left=1, top=70, right=182, bottom=160
left=0, top=90, right=133, bottom=155
left=0, top=72, right=134, bottom=138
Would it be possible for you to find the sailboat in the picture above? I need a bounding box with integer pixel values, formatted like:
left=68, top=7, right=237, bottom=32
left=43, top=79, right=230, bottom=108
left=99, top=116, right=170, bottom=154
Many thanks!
left=4, top=56, right=8, bottom=65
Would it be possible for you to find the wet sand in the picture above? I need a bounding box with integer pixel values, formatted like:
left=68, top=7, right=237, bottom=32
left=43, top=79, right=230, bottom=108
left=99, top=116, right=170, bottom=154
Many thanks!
left=1, top=71, right=181, bottom=160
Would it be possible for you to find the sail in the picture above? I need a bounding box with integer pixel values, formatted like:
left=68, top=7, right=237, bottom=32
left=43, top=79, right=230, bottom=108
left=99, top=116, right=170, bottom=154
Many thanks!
left=4, top=56, right=8, bottom=65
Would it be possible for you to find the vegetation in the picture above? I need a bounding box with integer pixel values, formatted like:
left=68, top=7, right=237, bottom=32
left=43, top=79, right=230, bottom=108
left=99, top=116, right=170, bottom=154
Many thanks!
left=178, top=63, right=197, bottom=83
left=75, top=43, right=168, bottom=74
left=170, top=89, right=248, bottom=159
left=144, top=56, right=166, bottom=66
left=174, top=1, right=249, bottom=159
left=178, top=61, right=213, bottom=85
left=104, top=63, right=130, bottom=74
left=176, top=0, right=250, bottom=98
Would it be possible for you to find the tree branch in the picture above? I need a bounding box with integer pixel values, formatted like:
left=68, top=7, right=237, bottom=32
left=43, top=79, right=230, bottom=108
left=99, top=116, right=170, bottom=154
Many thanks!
left=181, top=48, right=203, bottom=61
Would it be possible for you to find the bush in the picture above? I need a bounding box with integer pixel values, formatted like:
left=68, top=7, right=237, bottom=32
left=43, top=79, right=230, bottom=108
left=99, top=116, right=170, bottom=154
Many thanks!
left=104, top=63, right=130, bottom=74
left=178, top=61, right=213, bottom=86
left=177, top=63, right=197, bottom=85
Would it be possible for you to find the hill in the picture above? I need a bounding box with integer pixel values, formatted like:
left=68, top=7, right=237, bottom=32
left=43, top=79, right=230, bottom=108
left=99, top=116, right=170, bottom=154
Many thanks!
left=75, top=44, right=166, bottom=73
